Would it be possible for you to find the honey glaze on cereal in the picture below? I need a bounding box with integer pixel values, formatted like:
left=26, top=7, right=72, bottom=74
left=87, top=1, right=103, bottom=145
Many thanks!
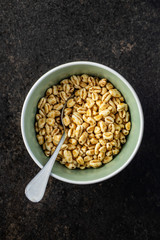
left=35, top=74, right=131, bottom=169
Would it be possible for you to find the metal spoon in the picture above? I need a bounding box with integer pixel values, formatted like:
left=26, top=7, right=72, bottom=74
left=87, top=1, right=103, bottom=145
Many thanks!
left=25, top=99, right=68, bottom=202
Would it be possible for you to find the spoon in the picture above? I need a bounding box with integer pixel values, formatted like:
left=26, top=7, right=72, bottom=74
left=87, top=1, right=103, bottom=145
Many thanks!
left=25, top=99, right=68, bottom=202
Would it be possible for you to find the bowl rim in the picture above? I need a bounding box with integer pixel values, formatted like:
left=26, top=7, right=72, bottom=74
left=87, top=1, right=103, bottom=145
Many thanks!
left=21, top=61, right=144, bottom=185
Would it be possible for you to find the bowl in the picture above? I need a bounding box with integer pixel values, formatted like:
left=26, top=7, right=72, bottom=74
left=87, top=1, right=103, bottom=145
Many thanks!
left=21, top=61, right=144, bottom=185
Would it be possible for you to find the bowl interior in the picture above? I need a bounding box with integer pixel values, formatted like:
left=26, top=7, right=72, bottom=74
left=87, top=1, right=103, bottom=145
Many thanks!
left=22, top=62, right=142, bottom=184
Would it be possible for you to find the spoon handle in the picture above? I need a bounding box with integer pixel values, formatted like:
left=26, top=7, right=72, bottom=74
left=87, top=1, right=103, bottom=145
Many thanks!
left=25, top=132, right=65, bottom=202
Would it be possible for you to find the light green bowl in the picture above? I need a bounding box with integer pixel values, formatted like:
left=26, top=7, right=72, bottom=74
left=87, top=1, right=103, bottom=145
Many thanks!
left=21, top=61, right=144, bottom=184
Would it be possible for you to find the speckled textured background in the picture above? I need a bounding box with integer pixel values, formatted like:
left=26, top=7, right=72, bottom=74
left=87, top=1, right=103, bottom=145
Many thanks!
left=1, top=0, right=160, bottom=239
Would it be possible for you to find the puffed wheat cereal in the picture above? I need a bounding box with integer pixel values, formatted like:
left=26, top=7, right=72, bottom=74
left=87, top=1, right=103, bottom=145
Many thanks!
left=35, top=74, right=131, bottom=169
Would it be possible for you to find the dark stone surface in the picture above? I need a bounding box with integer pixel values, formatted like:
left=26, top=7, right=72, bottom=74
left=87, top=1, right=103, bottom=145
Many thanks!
left=1, top=0, right=160, bottom=239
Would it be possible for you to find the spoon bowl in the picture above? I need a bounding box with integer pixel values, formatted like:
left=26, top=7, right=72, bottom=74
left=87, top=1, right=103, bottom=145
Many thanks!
left=24, top=97, right=71, bottom=202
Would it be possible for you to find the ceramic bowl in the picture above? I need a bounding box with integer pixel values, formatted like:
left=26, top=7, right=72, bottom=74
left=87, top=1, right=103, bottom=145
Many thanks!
left=21, top=61, right=144, bottom=184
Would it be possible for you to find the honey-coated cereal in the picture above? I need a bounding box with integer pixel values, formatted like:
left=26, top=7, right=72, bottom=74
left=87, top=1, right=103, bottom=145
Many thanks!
left=35, top=74, right=131, bottom=169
